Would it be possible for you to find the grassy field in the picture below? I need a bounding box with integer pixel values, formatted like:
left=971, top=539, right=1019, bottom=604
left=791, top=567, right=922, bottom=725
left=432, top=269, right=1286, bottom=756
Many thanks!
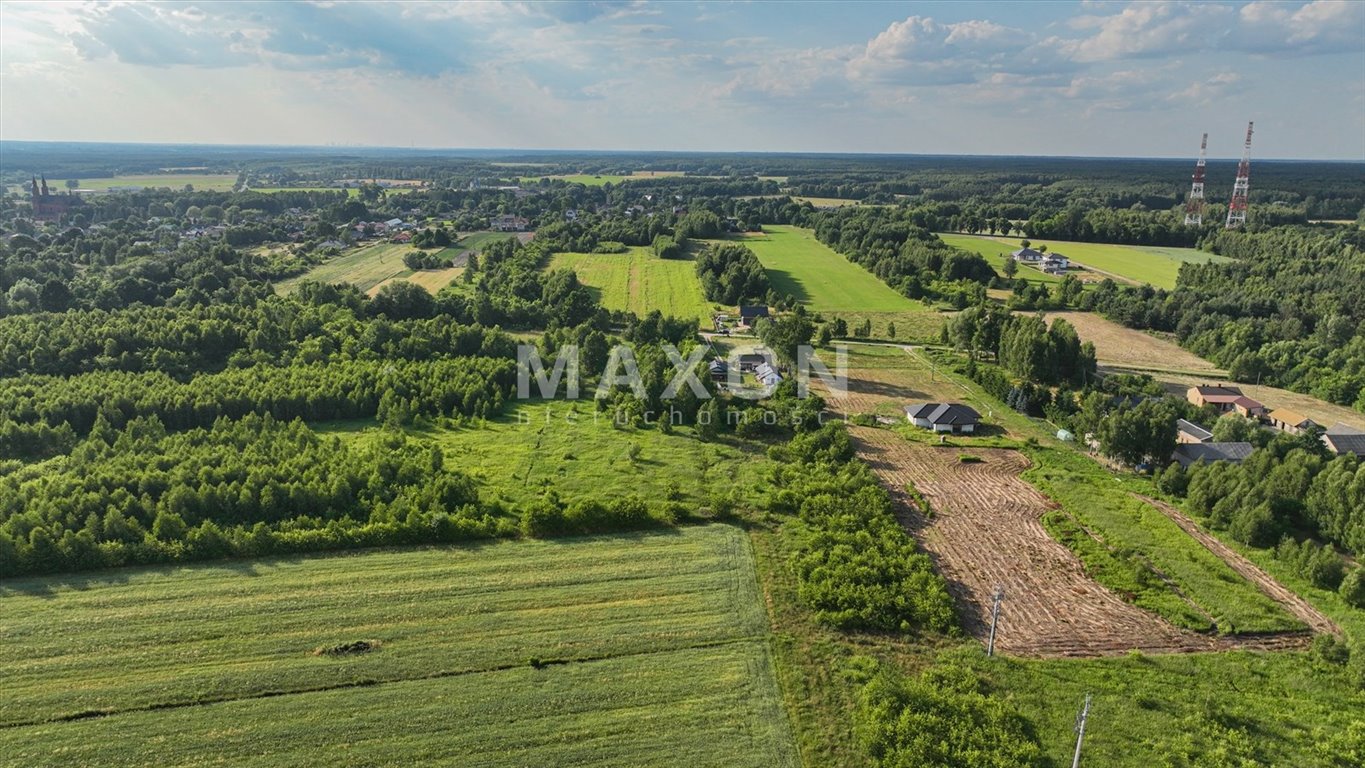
left=939, top=234, right=1228, bottom=290
left=249, top=186, right=360, bottom=197
left=737, top=226, right=922, bottom=313
left=518, top=171, right=688, bottom=186
left=1038, top=311, right=1225, bottom=377
left=1, top=525, right=799, bottom=768
left=277, top=232, right=514, bottom=296
left=53, top=174, right=238, bottom=192
left=275, top=241, right=413, bottom=294
left=791, top=196, right=861, bottom=208
left=329, top=401, right=770, bottom=510
left=548, top=247, right=714, bottom=324
left=938, top=233, right=1065, bottom=285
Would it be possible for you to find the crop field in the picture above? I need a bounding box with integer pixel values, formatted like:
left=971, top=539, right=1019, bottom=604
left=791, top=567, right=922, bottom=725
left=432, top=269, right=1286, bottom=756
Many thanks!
left=548, top=247, right=713, bottom=324
left=52, top=174, right=238, bottom=192
left=1038, top=311, right=1225, bottom=376
left=939, top=234, right=1228, bottom=289
left=738, top=226, right=922, bottom=313
left=0, top=526, right=799, bottom=768
left=332, top=401, right=770, bottom=510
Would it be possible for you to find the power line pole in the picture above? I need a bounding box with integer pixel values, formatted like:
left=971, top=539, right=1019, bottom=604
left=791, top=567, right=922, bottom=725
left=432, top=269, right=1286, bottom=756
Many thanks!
left=1071, top=693, right=1092, bottom=768
left=987, top=586, right=1004, bottom=657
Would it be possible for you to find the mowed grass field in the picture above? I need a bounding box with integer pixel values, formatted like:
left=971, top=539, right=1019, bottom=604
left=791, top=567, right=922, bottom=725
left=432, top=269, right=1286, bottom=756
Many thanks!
left=330, top=401, right=770, bottom=510
left=1038, top=311, right=1225, bottom=376
left=939, top=233, right=1065, bottom=285
left=738, top=226, right=922, bottom=313
left=275, top=241, right=414, bottom=294
left=1, top=525, right=799, bottom=768
left=549, top=247, right=714, bottom=324
left=939, top=234, right=1229, bottom=290
left=53, top=174, right=238, bottom=192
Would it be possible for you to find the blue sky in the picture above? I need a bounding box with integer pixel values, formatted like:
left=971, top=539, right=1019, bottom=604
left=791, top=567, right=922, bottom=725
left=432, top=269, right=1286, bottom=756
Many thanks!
left=1, top=1, right=1362, bottom=159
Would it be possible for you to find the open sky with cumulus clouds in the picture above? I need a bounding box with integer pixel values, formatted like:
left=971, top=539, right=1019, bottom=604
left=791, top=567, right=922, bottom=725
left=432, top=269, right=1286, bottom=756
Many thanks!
left=2, top=1, right=1362, bottom=159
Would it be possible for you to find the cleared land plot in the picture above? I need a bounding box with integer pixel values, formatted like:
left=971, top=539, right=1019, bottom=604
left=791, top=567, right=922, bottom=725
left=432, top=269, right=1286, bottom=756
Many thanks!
left=0, top=526, right=798, bottom=768
left=332, top=402, right=769, bottom=510
left=738, top=226, right=922, bottom=313
left=274, top=241, right=412, bottom=294
left=824, top=346, right=1312, bottom=656
left=52, top=174, right=238, bottom=192
left=366, top=266, right=463, bottom=296
left=1038, top=311, right=1225, bottom=376
left=940, top=234, right=1228, bottom=290
left=790, top=196, right=862, bottom=208
left=549, top=247, right=713, bottom=324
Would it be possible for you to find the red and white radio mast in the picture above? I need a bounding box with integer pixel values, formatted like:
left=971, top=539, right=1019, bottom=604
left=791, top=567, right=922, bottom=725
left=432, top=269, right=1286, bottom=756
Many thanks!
left=1225, top=121, right=1253, bottom=228
left=1183, top=132, right=1208, bottom=226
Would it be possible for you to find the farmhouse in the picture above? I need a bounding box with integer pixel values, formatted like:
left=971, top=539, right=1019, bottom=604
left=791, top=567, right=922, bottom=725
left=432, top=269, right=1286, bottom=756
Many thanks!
left=1322, top=423, right=1365, bottom=457
left=1040, top=254, right=1069, bottom=274
left=1187, top=385, right=1267, bottom=418
left=707, top=359, right=728, bottom=382
left=737, top=305, right=769, bottom=326
left=1171, top=442, right=1254, bottom=469
left=1176, top=419, right=1213, bottom=444
left=1011, top=247, right=1044, bottom=263
left=754, top=362, right=783, bottom=387
left=904, top=403, right=980, bottom=434
left=491, top=214, right=530, bottom=232
left=1267, top=408, right=1317, bottom=435
left=736, top=353, right=768, bottom=373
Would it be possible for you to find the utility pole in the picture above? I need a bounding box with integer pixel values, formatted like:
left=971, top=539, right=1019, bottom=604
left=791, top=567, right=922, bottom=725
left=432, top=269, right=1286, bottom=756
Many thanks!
left=1071, top=693, right=1092, bottom=768
left=987, top=586, right=1004, bottom=656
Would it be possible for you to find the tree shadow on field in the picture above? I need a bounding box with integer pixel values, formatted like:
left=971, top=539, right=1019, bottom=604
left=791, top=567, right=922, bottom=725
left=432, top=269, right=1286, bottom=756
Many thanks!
left=761, top=268, right=810, bottom=304
left=0, top=555, right=305, bottom=599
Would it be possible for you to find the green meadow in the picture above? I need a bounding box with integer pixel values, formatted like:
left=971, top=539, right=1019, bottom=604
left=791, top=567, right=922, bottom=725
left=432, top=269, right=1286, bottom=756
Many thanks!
left=938, top=233, right=1229, bottom=289
left=739, top=226, right=924, bottom=313
left=1, top=525, right=798, bottom=768
left=52, top=174, right=239, bottom=192
left=549, top=247, right=714, bottom=324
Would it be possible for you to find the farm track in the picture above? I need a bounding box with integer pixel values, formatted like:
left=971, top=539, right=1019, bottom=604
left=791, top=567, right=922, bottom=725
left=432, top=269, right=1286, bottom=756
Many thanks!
left=1138, top=495, right=1340, bottom=637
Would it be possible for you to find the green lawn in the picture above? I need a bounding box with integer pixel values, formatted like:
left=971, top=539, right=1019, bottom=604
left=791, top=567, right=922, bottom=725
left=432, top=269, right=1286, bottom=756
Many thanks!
left=938, top=234, right=1229, bottom=290
left=549, top=247, right=714, bottom=324
left=53, top=174, right=239, bottom=192
left=0, top=525, right=799, bottom=768
left=738, top=226, right=924, bottom=313
left=330, top=401, right=769, bottom=511
left=249, top=186, right=360, bottom=197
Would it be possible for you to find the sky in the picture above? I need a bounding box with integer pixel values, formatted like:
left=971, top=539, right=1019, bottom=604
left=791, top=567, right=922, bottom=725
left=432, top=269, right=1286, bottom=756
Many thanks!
left=1, top=1, right=1362, bottom=159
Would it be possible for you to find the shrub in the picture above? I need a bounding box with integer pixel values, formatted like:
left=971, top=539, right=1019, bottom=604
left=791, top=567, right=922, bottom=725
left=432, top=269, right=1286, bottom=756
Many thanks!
left=1340, top=568, right=1365, bottom=609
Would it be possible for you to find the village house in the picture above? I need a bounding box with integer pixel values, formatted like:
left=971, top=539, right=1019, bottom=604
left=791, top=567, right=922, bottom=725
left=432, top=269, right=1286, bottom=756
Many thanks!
left=1011, top=247, right=1044, bottom=263
left=904, top=403, right=981, bottom=434
left=491, top=214, right=530, bottom=232
left=1176, top=419, right=1213, bottom=444
left=707, top=359, right=728, bottom=382
left=1186, top=385, right=1267, bottom=418
left=1171, top=442, right=1254, bottom=469
left=1040, top=254, right=1069, bottom=274
left=737, top=305, right=769, bottom=327
left=1322, top=423, right=1365, bottom=457
left=754, top=362, right=783, bottom=387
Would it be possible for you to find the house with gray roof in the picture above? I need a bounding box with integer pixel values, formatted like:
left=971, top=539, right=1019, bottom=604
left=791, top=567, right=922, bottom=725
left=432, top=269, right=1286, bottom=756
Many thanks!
left=1322, top=423, right=1365, bottom=457
left=905, top=403, right=980, bottom=434
left=1176, top=419, right=1213, bottom=444
left=1171, top=442, right=1254, bottom=469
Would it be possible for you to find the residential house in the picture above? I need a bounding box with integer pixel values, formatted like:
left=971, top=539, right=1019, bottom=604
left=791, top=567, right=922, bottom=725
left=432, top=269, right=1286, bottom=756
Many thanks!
left=391, top=231, right=413, bottom=244
left=1322, top=423, right=1365, bottom=457
left=737, top=305, right=769, bottom=326
left=491, top=214, right=530, bottom=232
left=1187, top=385, right=1267, bottom=418
left=736, top=353, right=768, bottom=373
left=1040, top=254, right=1069, bottom=274
left=707, top=359, right=729, bottom=382
left=904, top=403, right=981, bottom=434
left=1011, top=247, right=1044, bottom=263
left=754, top=362, right=783, bottom=387
left=1176, top=419, right=1213, bottom=444
left=1268, top=409, right=1317, bottom=435
left=1171, top=442, right=1254, bottom=469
